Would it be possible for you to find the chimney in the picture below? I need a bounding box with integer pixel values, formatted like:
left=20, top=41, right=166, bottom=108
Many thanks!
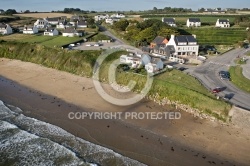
left=170, top=35, right=175, bottom=40
left=192, top=34, right=196, bottom=39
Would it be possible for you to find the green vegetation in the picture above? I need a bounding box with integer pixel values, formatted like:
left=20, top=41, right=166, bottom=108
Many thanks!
left=90, top=33, right=111, bottom=42
left=229, top=65, right=250, bottom=93
left=179, top=28, right=247, bottom=45
left=108, top=19, right=178, bottom=46
left=0, top=34, right=83, bottom=48
left=0, top=41, right=100, bottom=77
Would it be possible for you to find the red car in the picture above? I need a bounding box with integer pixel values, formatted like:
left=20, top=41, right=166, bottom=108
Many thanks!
left=212, top=87, right=222, bottom=93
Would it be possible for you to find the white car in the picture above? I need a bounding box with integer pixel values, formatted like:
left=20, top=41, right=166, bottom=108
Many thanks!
left=86, top=44, right=92, bottom=47
left=94, top=43, right=100, bottom=46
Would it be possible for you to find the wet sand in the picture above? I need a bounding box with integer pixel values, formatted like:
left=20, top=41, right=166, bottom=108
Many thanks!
left=0, top=58, right=250, bottom=166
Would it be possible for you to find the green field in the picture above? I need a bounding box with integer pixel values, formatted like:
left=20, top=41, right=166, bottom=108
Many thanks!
left=179, top=28, right=247, bottom=45
left=0, top=34, right=82, bottom=48
left=229, top=65, right=250, bottom=93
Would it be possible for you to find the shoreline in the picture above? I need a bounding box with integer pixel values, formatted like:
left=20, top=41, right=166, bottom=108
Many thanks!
left=1, top=58, right=250, bottom=165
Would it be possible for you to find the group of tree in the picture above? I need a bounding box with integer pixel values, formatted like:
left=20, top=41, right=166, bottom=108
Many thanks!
left=112, top=19, right=179, bottom=46
left=2, top=9, right=17, bottom=15
left=63, top=8, right=96, bottom=14
left=149, top=7, right=192, bottom=14
left=234, top=15, right=250, bottom=27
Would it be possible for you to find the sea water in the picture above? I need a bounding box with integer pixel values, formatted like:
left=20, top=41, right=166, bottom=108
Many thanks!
left=0, top=100, right=146, bottom=166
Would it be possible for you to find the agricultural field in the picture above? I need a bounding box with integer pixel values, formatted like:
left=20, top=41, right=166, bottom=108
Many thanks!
left=0, top=34, right=82, bottom=48
left=179, top=28, right=247, bottom=45
left=14, top=13, right=73, bottom=18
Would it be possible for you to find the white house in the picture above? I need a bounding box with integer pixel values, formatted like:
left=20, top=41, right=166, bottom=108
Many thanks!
left=110, top=13, right=125, bottom=18
left=215, top=19, right=230, bottom=28
left=145, top=58, right=164, bottom=73
left=105, top=17, right=120, bottom=25
left=77, top=21, right=87, bottom=28
left=44, top=27, right=59, bottom=36
left=162, top=18, right=176, bottom=27
left=34, top=18, right=49, bottom=29
left=0, top=23, right=12, bottom=35
left=166, top=35, right=199, bottom=57
left=94, top=14, right=109, bottom=22
left=187, top=18, right=201, bottom=27
left=23, top=26, right=38, bottom=34
left=62, top=27, right=83, bottom=37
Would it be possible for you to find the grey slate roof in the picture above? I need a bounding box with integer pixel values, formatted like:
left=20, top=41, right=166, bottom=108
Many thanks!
left=152, top=36, right=165, bottom=45
left=63, top=27, right=82, bottom=33
left=0, top=23, right=7, bottom=28
left=218, top=19, right=229, bottom=23
left=188, top=18, right=200, bottom=22
left=77, top=21, right=87, bottom=26
left=174, top=36, right=197, bottom=45
left=47, top=17, right=60, bottom=21
left=162, top=18, right=175, bottom=24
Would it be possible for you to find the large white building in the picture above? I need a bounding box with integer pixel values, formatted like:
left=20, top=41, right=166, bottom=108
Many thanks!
left=0, top=23, right=12, bottom=35
left=186, top=18, right=201, bottom=27
left=215, top=19, right=230, bottom=28
left=166, top=35, right=199, bottom=56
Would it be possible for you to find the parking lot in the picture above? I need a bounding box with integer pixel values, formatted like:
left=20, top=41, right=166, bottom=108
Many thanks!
left=73, top=41, right=119, bottom=50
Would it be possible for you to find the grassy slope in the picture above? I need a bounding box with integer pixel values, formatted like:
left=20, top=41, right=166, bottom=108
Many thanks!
left=0, top=34, right=82, bottom=48
left=229, top=65, right=250, bottom=93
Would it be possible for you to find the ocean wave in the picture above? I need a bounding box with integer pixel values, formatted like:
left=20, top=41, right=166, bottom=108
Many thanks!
left=0, top=100, right=146, bottom=166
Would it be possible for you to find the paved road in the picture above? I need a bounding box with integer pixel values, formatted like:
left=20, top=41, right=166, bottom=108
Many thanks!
left=190, top=48, right=250, bottom=110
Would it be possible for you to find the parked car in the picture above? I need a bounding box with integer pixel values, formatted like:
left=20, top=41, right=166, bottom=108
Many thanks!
left=93, top=43, right=99, bottom=46
left=219, top=71, right=230, bottom=80
left=85, top=44, right=92, bottom=47
left=212, top=87, right=223, bottom=93
left=223, top=93, right=234, bottom=100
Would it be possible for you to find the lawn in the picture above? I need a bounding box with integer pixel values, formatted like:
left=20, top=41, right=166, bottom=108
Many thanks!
left=229, top=65, right=250, bottom=93
left=0, top=34, right=83, bottom=48
left=41, top=36, right=83, bottom=47
left=179, top=28, right=247, bottom=45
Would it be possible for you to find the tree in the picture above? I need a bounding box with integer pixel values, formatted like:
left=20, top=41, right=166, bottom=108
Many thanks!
left=157, top=27, right=179, bottom=38
left=113, top=19, right=129, bottom=31
left=24, top=10, right=30, bottom=13
left=5, top=9, right=17, bottom=15
left=136, top=27, right=157, bottom=44
left=87, top=18, right=95, bottom=25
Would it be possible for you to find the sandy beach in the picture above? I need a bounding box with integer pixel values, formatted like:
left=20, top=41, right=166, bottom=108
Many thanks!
left=0, top=58, right=250, bottom=166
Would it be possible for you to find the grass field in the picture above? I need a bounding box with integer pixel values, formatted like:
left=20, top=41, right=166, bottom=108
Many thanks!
left=14, top=13, right=73, bottom=18
left=179, top=28, right=247, bottom=45
left=0, top=34, right=83, bottom=48
left=229, top=65, right=250, bottom=93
